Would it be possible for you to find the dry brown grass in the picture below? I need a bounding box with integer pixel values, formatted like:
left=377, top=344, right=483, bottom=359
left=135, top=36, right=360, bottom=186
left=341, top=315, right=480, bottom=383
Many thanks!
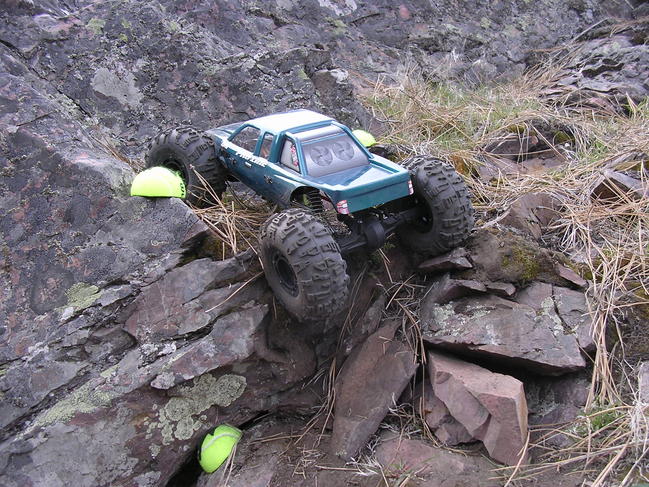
left=190, top=173, right=273, bottom=259
left=367, top=65, right=649, bottom=485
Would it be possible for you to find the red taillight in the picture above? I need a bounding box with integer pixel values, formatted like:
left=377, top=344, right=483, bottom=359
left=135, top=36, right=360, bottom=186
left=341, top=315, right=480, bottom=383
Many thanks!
left=336, top=200, right=350, bottom=214
left=408, top=180, right=414, bottom=195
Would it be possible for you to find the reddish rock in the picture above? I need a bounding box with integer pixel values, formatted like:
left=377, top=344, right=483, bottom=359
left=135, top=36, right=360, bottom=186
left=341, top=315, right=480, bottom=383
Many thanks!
left=332, top=321, right=418, bottom=460
left=526, top=373, right=589, bottom=447
left=592, top=170, right=648, bottom=201
left=418, top=247, right=473, bottom=273
left=554, top=264, right=588, bottom=288
left=500, top=192, right=560, bottom=239
left=484, top=133, right=539, bottom=161
left=516, top=283, right=595, bottom=353
left=150, top=305, right=270, bottom=389
left=421, top=294, right=586, bottom=374
left=485, top=281, right=517, bottom=297
left=123, top=255, right=262, bottom=342
left=375, top=432, right=500, bottom=486
left=417, top=386, right=473, bottom=445
left=422, top=273, right=486, bottom=306
left=428, top=351, right=528, bottom=466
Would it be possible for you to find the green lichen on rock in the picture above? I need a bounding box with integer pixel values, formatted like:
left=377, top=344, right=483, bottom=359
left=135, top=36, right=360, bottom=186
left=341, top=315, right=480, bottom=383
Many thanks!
left=212, top=374, right=247, bottom=407
left=87, top=18, right=106, bottom=35
left=65, top=282, right=101, bottom=310
left=150, top=373, right=247, bottom=445
left=36, top=369, right=118, bottom=427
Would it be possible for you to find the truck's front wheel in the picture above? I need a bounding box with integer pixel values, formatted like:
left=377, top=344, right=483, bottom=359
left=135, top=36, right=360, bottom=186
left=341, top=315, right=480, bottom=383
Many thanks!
left=260, top=209, right=349, bottom=323
left=397, top=156, right=474, bottom=255
left=146, top=127, right=227, bottom=207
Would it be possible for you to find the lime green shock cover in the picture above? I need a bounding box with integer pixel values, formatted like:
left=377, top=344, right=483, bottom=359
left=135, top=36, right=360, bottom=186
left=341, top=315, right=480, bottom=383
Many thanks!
left=130, top=166, right=186, bottom=198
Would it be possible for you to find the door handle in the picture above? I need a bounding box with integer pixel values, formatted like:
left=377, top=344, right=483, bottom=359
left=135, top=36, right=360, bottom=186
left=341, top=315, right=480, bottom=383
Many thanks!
left=244, top=162, right=252, bottom=168
left=264, top=175, right=273, bottom=184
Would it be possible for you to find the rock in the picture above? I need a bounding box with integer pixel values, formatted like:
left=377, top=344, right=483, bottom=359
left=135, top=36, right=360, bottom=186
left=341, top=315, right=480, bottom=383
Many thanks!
left=375, top=433, right=500, bottom=486
left=418, top=247, right=473, bottom=273
left=420, top=294, right=586, bottom=374
left=526, top=373, right=589, bottom=448
left=484, top=133, right=540, bottom=161
left=553, top=286, right=595, bottom=352
left=592, top=170, right=648, bottom=201
left=514, top=281, right=553, bottom=308
left=340, top=293, right=386, bottom=357
left=150, top=304, right=270, bottom=389
left=428, top=351, right=528, bottom=466
left=331, top=321, right=418, bottom=460
left=639, top=362, right=649, bottom=403
left=417, top=385, right=473, bottom=445
left=465, top=228, right=569, bottom=286
left=554, top=263, right=588, bottom=288
left=485, top=281, right=517, bottom=297
left=122, top=253, right=261, bottom=342
left=421, top=273, right=486, bottom=306
left=500, top=192, right=560, bottom=239
left=553, top=26, right=649, bottom=107
left=516, top=282, right=594, bottom=353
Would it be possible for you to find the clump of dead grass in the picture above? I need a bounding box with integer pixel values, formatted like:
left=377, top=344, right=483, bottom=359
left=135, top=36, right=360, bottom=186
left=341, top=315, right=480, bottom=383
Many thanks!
left=190, top=174, right=273, bottom=258
left=367, top=65, right=648, bottom=485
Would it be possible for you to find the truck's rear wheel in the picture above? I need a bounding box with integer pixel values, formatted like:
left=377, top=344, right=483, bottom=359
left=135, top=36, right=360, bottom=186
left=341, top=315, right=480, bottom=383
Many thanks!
left=260, top=208, right=349, bottom=323
left=397, top=156, right=474, bottom=255
left=146, top=127, right=227, bottom=207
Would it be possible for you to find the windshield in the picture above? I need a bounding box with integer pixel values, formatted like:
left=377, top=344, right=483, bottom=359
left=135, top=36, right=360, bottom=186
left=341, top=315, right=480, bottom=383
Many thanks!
left=299, top=128, right=369, bottom=177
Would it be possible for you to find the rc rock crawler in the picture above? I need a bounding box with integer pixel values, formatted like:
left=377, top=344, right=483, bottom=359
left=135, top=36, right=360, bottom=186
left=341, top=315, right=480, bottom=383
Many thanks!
left=146, top=110, right=474, bottom=322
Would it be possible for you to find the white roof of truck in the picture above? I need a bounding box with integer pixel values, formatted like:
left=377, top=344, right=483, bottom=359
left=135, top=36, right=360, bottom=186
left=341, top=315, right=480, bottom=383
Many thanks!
left=251, top=109, right=333, bottom=134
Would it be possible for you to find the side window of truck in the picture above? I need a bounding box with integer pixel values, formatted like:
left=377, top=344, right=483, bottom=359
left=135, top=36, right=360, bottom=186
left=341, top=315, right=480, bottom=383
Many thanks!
left=231, top=126, right=260, bottom=153
left=280, top=139, right=300, bottom=173
left=259, top=133, right=273, bottom=158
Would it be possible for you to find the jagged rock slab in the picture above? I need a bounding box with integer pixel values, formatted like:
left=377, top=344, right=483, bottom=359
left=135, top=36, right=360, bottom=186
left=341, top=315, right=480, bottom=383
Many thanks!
left=150, top=305, right=270, bottom=389
left=552, top=286, right=594, bottom=352
left=420, top=293, right=586, bottom=374
left=500, top=192, right=560, bottom=239
left=465, top=228, right=573, bottom=286
left=417, top=385, right=473, bottom=445
left=516, top=282, right=594, bottom=353
left=554, top=264, right=588, bottom=288
left=485, top=281, right=517, bottom=297
left=428, top=351, right=528, bottom=466
left=332, top=321, right=417, bottom=460
left=375, top=432, right=500, bottom=486
left=422, top=273, right=486, bottom=306
left=418, top=247, right=473, bottom=273
left=122, top=253, right=261, bottom=342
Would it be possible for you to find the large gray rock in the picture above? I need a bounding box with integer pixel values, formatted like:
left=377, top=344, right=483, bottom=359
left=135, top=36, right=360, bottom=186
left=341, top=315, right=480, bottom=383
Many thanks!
left=428, top=351, right=528, bottom=466
left=331, top=320, right=418, bottom=460
left=0, top=39, right=318, bottom=487
left=0, top=0, right=634, bottom=158
left=421, top=293, right=586, bottom=374
left=554, top=21, right=649, bottom=107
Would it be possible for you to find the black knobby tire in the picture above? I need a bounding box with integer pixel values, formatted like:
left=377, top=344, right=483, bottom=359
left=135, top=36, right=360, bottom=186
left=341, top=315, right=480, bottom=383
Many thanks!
left=146, top=126, right=227, bottom=207
left=260, top=208, right=349, bottom=323
left=397, top=156, right=474, bottom=255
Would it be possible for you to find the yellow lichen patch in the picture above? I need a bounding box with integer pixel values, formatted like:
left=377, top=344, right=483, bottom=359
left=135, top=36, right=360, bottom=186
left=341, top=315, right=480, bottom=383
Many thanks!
left=65, top=282, right=101, bottom=310
left=147, top=373, right=247, bottom=446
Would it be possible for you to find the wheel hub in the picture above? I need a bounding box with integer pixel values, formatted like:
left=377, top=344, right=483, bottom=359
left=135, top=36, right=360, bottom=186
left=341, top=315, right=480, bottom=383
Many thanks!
left=271, top=250, right=298, bottom=297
